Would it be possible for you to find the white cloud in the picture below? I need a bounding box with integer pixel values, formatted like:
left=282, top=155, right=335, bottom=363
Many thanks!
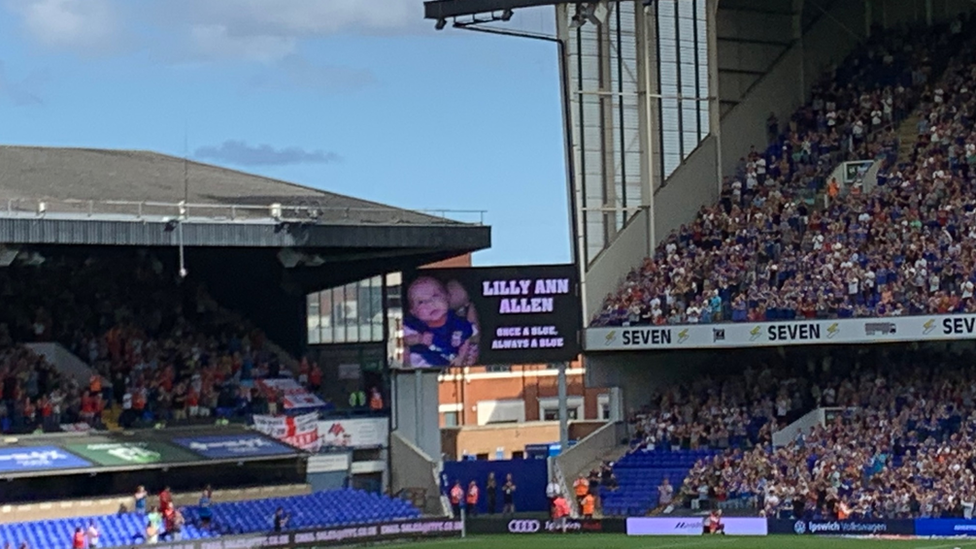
left=7, top=0, right=121, bottom=53
left=175, top=0, right=422, bottom=37
left=189, top=24, right=297, bottom=63
left=6, top=0, right=428, bottom=65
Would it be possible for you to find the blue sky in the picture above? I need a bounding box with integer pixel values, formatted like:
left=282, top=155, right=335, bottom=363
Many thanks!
left=0, top=0, right=570, bottom=266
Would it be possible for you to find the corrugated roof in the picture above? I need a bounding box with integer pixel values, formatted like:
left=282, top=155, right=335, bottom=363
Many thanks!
left=0, top=145, right=465, bottom=225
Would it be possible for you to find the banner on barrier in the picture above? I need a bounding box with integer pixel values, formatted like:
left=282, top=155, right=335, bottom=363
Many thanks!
left=318, top=417, right=388, bottom=449
left=253, top=413, right=321, bottom=452
left=257, top=379, right=327, bottom=410
left=587, top=314, right=976, bottom=352
left=768, top=519, right=914, bottom=536
left=915, top=519, right=976, bottom=536
left=626, top=517, right=768, bottom=536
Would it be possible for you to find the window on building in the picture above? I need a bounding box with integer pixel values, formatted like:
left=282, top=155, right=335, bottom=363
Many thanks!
left=543, top=408, right=580, bottom=421
left=485, top=365, right=512, bottom=373
left=443, top=412, right=459, bottom=427
left=511, top=451, right=525, bottom=460
left=307, top=275, right=385, bottom=345
left=475, top=453, right=489, bottom=461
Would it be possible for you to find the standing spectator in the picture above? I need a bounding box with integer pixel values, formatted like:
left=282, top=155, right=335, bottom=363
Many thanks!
left=158, top=486, right=172, bottom=516
left=466, top=481, right=479, bottom=517
left=170, top=509, right=185, bottom=542
left=133, top=486, right=147, bottom=514
left=272, top=507, right=288, bottom=533
left=546, top=476, right=561, bottom=508
left=449, top=481, right=463, bottom=518
left=551, top=495, right=571, bottom=534
left=658, top=478, right=674, bottom=511
left=86, top=521, right=99, bottom=549
left=145, top=521, right=159, bottom=545
left=198, top=489, right=212, bottom=529
left=485, top=472, right=497, bottom=515
left=502, top=474, right=517, bottom=516
left=71, top=527, right=84, bottom=549
left=581, top=492, right=596, bottom=520
left=573, top=475, right=589, bottom=507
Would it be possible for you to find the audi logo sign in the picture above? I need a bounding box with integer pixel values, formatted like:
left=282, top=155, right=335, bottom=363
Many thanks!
left=508, top=520, right=542, bottom=533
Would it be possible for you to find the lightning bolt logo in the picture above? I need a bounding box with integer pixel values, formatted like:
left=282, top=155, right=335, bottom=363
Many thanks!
left=677, top=329, right=689, bottom=343
left=604, top=330, right=617, bottom=345
left=923, top=319, right=936, bottom=334
left=749, top=326, right=762, bottom=340
left=826, top=323, right=839, bottom=338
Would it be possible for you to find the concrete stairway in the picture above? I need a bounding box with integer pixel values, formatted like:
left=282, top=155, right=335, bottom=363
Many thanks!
left=895, top=114, right=921, bottom=165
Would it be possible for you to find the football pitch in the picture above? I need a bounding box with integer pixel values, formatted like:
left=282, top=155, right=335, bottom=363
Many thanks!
left=394, top=534, right=976, bottom=549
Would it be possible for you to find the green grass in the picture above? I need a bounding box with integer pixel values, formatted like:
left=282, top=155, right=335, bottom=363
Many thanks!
left=390, top=534, right=976, bottom=549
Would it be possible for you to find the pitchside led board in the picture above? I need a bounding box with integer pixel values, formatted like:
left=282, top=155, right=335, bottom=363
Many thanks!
left=399, top=264, right=581, bottom=369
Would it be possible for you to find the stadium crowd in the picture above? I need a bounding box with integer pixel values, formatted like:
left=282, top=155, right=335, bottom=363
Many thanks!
left=613, top=22, right=976, bottom=520
left=593, top=19, right=976, bottom=327
left=679, top=347, right=976, bottom=520
left=0, top=251, right=321, bottom=432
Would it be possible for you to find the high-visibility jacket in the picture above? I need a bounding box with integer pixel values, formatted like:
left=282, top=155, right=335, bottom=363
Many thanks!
left=574, top=478, right=589, bottom=497
left=467, top=486, right=479, bottom=505
left=450, top=486, right=463, bottom=505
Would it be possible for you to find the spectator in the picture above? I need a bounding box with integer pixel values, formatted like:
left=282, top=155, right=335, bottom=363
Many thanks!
left=449, top=481, right=463, bottom=518
left=466, top=481, right=479, bottom=517
left=486, top=472, right=497, bottom=515
left=502, top=474, right=517, bottom=516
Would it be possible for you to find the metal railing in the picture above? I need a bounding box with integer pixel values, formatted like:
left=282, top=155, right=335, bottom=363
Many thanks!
left=0, top=198, right=488, bottom=226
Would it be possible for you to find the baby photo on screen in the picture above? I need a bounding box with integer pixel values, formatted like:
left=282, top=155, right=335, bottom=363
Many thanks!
left=403, top=276, right=480, bottom=368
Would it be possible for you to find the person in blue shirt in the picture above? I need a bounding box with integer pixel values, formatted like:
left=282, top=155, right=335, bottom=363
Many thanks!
left=403, top=277, right=477, bottom=368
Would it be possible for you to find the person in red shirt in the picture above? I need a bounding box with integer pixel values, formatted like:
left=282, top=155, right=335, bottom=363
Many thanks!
left=465, top=481, right=479, bottom=517
left=72, top=527, right=85, bottom=549
left=706, top=509, right=725, bottom=535
left=449, top=481, right=463, bottom=518
left=159, top=486, right=172, bottom=515
left=552, top=495, right=571, bottom=533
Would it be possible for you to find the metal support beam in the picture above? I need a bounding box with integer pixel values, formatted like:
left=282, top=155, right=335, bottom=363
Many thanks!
left=719, top=68, right=766, bottom=76
left=557, top=362, right=569, bottom=452
left=716, top=36, right=793, bottom=47
left=425, top=0, right=620, bottom=21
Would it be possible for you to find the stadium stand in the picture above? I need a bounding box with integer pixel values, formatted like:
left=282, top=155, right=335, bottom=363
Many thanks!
left=0, top=489, right=419, bottom=549
left=601, top=450, right=715, bottom=516
left=592, top=19, right=974, bottom=327
left=0, top=249, right=325, bottom=433
left=669, top=33, right=976, bottom=521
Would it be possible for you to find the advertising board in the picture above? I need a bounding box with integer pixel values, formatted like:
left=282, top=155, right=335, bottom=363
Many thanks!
left=151, top=519, right=462, bottom=549
left=65, top=442, right=199, bottom=466
left=768, top=519, right=914, bottom=536
left=399, top=264, right=580, bottom=369
left=465, top=516, right=622, bottom=535
left=318, top=417, right=388, bottom=448
left=914, top=519, right=976, bottom=536
left=587, top=314, right=976, bottom=352
left=626, top=517, right=768, bottom=536
left=0, top=446, right=92, bottom=473
left=172, top=435, right=296, bottom=459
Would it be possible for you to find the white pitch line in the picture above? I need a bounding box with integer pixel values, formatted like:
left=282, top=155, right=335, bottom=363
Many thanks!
left=645, top=538, right=736, bottom=549
left=915, top=540, right=976, bottom=549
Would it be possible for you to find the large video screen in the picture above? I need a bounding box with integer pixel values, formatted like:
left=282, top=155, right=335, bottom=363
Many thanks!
left=399, top=264, right=580, bottom=369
